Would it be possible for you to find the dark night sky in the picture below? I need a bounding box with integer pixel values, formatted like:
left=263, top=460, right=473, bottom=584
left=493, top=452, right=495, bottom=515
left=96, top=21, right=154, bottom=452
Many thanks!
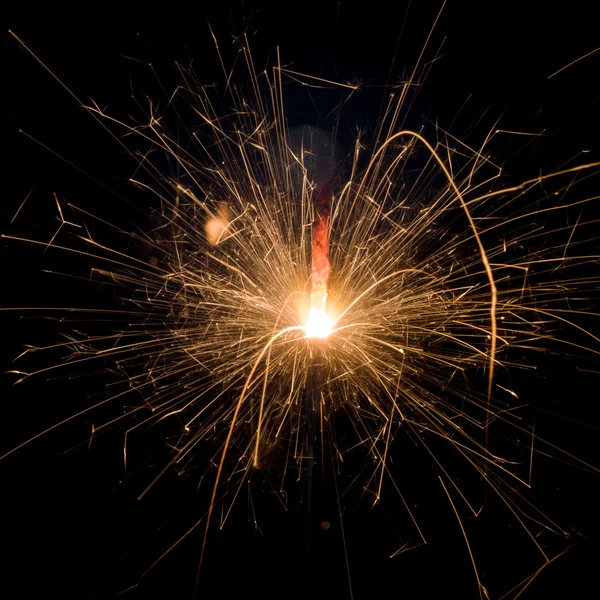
left=2, top=2, right=600, bottom=599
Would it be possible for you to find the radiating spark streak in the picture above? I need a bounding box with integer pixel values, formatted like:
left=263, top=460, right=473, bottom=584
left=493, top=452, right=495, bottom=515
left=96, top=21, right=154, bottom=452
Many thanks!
left=528, top=420, right=535, bottom=487
left=495, top=129, right=545, bottom=137
left=278, top=68, right=360, bottom=90
left=376, top=377, right=403, bottom=504
left=562, top=210, right=583, bottom=260
left=328, top=440, right=355, bottom=600
left=0, top=307, right=140, bottom=314
left=548, top=45, right=600, bottom=79
left=15, top=130, right=127, bottom=201
left=0, top=382, right=133, bottom=461
left=253, top=295, right=303, bottom=466
left=136, top=396, right=232, bottom=494
left=197, top=325, right=305, bottom=589
left=517, top=306, right=600, bottom=348
left=474, top=464, right=554, bottom=559
left=334, top=268, right=434, bottom=325
left=7, top=330, right=194, bottom=381
left=466, top=117, right=504, bottom=188
left=421, top=440, right=484, bottom=517
left=10, top=185, right=35, bottom=224
left=1, top=234, right=159, bottom=276
left=439, top=476, right=488, bottom=600
left=499, top=546, right=573, bottom=600
left=7, top=31, right=168, bottom=201
left=387, top=468, right=428, bottom=557
left=45, top=199, right=83, bottom=249
left=356, top=130, right=499, bottom=411
left=468, top=163, right=600, bottom=206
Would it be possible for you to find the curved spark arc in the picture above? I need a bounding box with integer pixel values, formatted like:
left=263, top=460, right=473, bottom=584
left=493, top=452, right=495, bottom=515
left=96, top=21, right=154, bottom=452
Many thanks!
left=352, top=129, right=499, bottom=405
left=197, top=323, right=306, bottom=587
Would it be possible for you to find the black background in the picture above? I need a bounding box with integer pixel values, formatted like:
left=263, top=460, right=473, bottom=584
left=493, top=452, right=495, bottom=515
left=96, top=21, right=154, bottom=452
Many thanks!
left=2, top=2, right=600, bottom=599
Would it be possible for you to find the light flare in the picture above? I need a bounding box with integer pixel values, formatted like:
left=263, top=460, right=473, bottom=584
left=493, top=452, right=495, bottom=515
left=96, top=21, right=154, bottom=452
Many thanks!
left=304, top=304, right=333, bottom=339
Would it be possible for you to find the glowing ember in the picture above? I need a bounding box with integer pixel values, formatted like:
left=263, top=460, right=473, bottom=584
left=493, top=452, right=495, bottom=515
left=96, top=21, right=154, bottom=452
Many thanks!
left=304, top=305, right=333, bottom=339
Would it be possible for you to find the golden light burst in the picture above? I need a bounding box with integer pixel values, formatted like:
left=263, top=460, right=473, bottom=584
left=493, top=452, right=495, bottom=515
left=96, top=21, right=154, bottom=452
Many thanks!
left=2, top=17, right=600, bottom=599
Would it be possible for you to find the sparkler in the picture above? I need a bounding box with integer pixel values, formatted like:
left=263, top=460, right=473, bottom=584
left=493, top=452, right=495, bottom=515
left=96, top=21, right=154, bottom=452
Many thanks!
left=304, top=140, right=334, bottom=580
left=3, top=17, right=600, bottom=599
left=308, top=180, right=333, bottom=338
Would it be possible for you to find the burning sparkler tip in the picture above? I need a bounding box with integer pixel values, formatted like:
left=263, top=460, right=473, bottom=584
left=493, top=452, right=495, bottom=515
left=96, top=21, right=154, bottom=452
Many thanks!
left=304, top=304, right=333, bottom=339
